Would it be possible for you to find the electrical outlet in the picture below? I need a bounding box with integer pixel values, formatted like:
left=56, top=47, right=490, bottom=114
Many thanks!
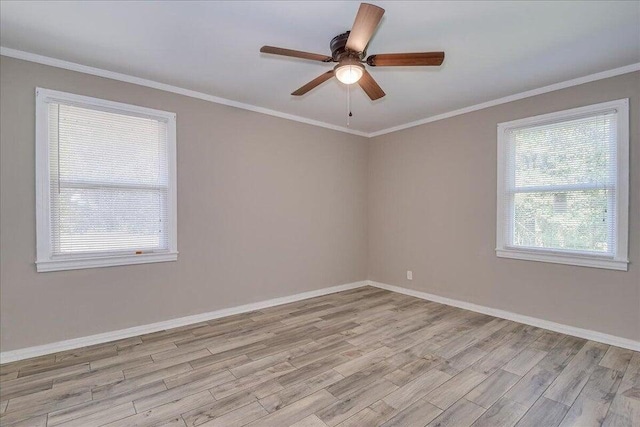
left=407, top=270, right=413, bottom=280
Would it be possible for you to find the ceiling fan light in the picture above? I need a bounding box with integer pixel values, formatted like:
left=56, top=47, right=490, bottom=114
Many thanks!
left=335, top=63, right=364, bottom=85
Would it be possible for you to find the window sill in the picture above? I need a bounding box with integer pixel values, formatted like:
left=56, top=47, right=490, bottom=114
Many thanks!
left=36, top=252, right=178, bottom=272
left=496, top=248, right=628, bottom=271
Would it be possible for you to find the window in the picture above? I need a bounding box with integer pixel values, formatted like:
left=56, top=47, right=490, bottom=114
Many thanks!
left=496, top=99, right=629, bottom=271
left=36, top=88, right=177, bottom=272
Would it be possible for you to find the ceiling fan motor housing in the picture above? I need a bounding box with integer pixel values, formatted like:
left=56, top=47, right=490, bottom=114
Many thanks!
left=330, top=31, right=364, bottom=62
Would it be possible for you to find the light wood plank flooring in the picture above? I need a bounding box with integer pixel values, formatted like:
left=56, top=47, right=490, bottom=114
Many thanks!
left=1, top=286, right=638, bottom=427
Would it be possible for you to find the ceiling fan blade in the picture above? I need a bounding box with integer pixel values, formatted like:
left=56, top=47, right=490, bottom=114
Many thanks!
left=260, top=46, right=332, bottom=62
left=367, top=52, right=445, bottom=66
left=292, top=71, right=335, bottom=96
left=345, top=3, right=385, bottom=53
left=358, top=70, right=385, bottom=100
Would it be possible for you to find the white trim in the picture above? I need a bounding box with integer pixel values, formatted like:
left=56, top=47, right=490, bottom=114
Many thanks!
left=37, top=87, right=178, bottom=121
left=495, top=99, right=630, bottom=271
left=3, top=279, right=637, bottom=362
left=368, top=63, right=640, bottom=137
left=36, top=252, right=179, bottom=272
left=35, top=87, right=179, bottom=272
left=0, top=281, right=368, bottom=364
left=495, top=249, right=628, bottom=271
left=0, top=47, right=367, bottom=138
left=495, top=99, right=627, bottom=132
left=1, top=47, right=638, bottom=138
left=368, top=281, right=640, bottom=352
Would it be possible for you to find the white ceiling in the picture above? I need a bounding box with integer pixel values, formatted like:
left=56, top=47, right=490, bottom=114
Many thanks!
left=1, top=1, right=639, bottom=134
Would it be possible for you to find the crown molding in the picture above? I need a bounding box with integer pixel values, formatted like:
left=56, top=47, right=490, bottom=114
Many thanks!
left=368, top=62, right=640, bottom=137
left=0, top=47, right=368, bottom=138
left=1, top=47, right=638, bottom=138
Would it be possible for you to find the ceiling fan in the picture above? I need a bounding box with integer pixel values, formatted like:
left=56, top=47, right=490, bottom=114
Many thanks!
left=260, top=3, right=445, bottom=100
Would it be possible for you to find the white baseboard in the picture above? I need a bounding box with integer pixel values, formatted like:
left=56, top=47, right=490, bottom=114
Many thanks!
left=0, top=281, right=368, bottom=364
left=368, top=280, right=640, bottom=352
left=3, top=279, right=637, bottom=363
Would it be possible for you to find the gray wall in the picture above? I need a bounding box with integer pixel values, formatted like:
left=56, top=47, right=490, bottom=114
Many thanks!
left=0, top=56, right=369, bottom=351
left=1, top=55, right=638, bottom=353
left=368, top=71, right=640, bottom=341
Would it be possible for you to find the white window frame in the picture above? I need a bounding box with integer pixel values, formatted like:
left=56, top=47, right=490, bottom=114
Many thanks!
left=35, top=88, right=178, bottom=272
left=496, top=99, right=629, bottom=271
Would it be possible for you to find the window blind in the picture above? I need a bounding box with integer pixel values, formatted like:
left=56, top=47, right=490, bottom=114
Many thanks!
left=48, top=102, right=170, bottom=256
left=503, top=111, right=617, bottom=255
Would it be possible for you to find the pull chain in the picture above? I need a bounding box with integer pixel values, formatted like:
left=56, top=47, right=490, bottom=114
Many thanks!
left=347, top=83, right=353, bottom=126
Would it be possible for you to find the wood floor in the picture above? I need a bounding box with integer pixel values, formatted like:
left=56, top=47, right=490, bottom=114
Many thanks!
left=1, top=287, right=638, bottom=427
